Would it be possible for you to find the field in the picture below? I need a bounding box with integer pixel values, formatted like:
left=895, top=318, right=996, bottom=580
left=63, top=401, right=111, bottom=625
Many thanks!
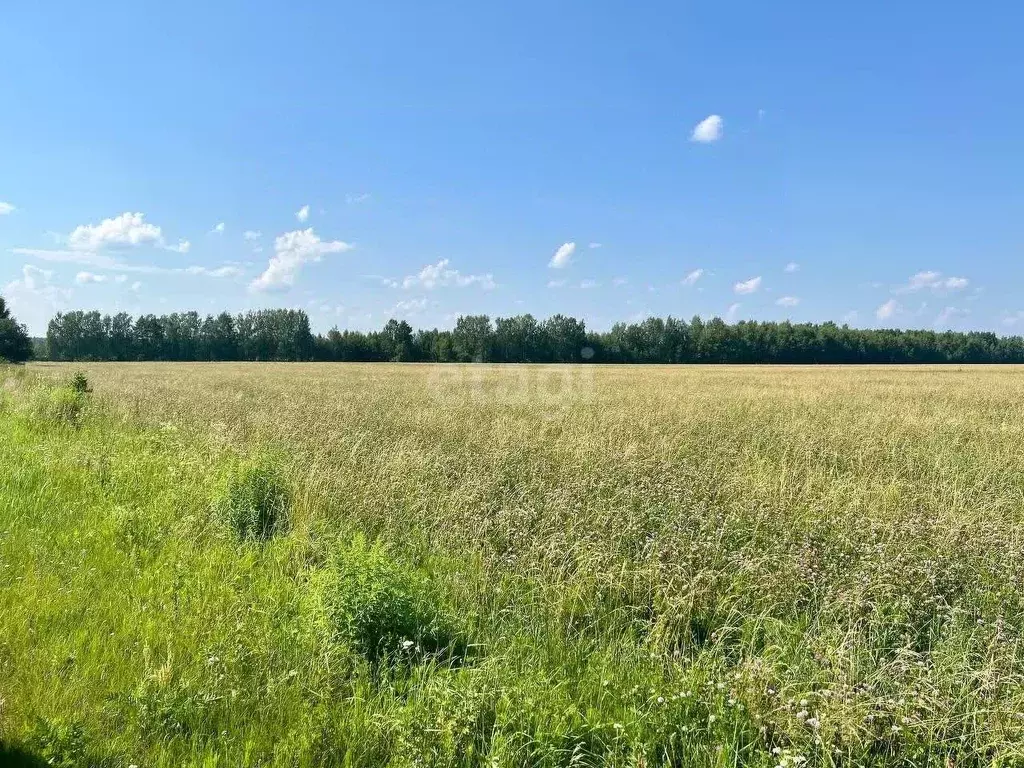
left=4, top=362, right=1024, bottom=767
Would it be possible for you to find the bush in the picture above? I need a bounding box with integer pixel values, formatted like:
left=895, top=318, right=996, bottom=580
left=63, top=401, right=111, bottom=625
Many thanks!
left=314, top=535, right=462, bottom=662
left=31, top=384, right=87, bottom=426
left=69, top=372, right=90, bottom=394
left=216, top=458, right=291, bottom=541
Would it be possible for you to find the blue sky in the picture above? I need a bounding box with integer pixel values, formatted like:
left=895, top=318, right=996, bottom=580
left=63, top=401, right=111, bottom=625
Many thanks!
left=2, top=1, right=1022, bottom=335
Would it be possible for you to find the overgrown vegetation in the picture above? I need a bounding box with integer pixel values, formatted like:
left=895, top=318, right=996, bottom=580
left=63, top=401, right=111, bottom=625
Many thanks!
left=43, top=307, right=1024, bottom=363
left=5, top=362, right=1024, bottom=766
left=215, top=457, right=292, bottom=541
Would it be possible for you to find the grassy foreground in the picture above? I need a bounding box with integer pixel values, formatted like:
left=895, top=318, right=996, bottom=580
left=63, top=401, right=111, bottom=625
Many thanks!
left=4, top=363, right=1024, bottom=766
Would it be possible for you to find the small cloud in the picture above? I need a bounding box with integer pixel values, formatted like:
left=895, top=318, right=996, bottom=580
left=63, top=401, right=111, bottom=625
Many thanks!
left=0, top=201, right=15, bottom=215
left=166, top=239, right=191, bottom=254
left=295, top=205, right=310, bottom=223
left=612, top=277, right=628, bottom=287
left=114, top=274, right=128, bottom=284
left=401, top=259, right=495, bottom=290
left=69, top=211, right=163, bottom=250
left=876, top=298, right=901, bottom=321
left=130, top=281, right=143, bottom=292
left=725, top=302, right=741, bottom=322
left=211, top=222, right=225, bottom=234
left=3, top=264, right=72, bottom=333
left=935, top=306, right=969, bottom=327
left=345, top=193, right=371, bottom=204
left=549, top=242, right=576, bottom=269
left=690, top=114, right=723, bottom=143
left=250, top=228, right=353, bottom=292
left=734, top=276, right=762, bottom=295
left=588, top=242, right=603, bottom=249
left=897, top=271, right=969, bottom=294
left=784, top=262, right=799, bottom=273
left=184, top=265, right=243, bottom=278
left=391, top=297, right=428, bottom=316
left=75, top=271, right=108, bottom=285
left=580, top=279, right=599, bottom=289
left=682, top=268, right=704, bottom=287
left=364, top=274, right=400, bottom=288
left=547, top=279, right=567, bottom=288
left=776, top=296, right=799, bottom=307
left=243, top=230, right=262, bottom=241
left=842, top=310, right=859, bottom=325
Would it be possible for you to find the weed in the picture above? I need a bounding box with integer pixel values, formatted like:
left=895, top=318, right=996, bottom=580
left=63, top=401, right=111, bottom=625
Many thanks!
left=216, top=457, right=291, bottom=541
left=312, top=534, right=463, bottom=662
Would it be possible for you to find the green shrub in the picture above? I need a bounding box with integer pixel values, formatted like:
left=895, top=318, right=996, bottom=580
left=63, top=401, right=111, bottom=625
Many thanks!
left=315, top=535, right=462, bottom=662
left=31, top=384, right=87, bottom=425
left=217, top=458, right=291, bottom=541
left=69, top=371, right=90, bottom=394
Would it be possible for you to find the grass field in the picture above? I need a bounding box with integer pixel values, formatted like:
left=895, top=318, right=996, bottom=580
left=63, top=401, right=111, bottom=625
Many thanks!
left=4, top=362, right=1024, bottom=767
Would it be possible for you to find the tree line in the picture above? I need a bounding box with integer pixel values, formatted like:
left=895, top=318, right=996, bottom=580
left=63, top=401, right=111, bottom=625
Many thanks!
left=37, top=307, right=1024, bottom=364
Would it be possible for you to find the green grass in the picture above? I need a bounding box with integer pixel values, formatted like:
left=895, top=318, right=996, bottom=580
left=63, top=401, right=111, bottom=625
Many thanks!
left=4, top=363, right=1024, bottom=766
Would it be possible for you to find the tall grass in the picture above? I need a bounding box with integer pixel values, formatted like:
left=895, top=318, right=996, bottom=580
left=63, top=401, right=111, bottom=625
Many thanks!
left=4, top=362, right=1024, bottom=766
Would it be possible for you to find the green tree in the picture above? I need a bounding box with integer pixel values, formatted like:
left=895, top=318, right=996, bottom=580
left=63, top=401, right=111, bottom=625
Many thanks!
left=0, top=295, right=33, bottom=363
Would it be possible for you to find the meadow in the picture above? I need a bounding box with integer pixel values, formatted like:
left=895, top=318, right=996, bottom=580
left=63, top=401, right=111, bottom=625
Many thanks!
left=4, top=362, right=1024, bottom=767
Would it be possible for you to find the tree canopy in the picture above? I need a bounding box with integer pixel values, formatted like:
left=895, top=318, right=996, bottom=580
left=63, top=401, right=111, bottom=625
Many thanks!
left=0, top=295, right=33, bottom=363
left=40, top=308, right=1024, bottom=364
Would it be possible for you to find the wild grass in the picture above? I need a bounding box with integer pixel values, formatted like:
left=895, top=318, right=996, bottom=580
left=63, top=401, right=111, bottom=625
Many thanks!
left=4, top=362, right=1024, bottom=766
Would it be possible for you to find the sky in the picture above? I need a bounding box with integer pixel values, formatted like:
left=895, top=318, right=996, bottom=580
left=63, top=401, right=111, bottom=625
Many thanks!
left=2, top=1, right=1023, bottom=336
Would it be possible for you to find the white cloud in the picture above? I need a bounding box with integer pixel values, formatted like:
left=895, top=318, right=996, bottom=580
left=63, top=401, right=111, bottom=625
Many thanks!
left=935, top=306, right=969, bottom=327
left=0, top=202, right=15, bottom=215
left=682, top=268, right=704, bottom=286
left=130, top=281, right=143, bottom=292
left=580, top=279, right=599, bottom=289
left=211, top=222, right=225, bottom=234
left=12, top=246, right=241, bottom=279
left=166, top=239, right=191, bottom=254
left=250, top=228, right=353, bottom=292
left=3, top=264, right=71, bottom=333
left=401, top=259, right=495, bottom=290
left=68, top=212, right=163, bottom=250
left=295, top=205, right=310, bottom=223
left=391, top=297, right=428, bottom=316
left=549, top=242, right=576, bottom=269
left=734, top=276, right=762, bottom=294
left=184, top=265, right=243, bottom=278
left=612, top=277, right=628, bottom=287
left=588, top=242, right=603, bottom=249
left=114, top=275, right=128, bottom=284
left=547, top=279, right=567, bottom=288
left=75, top=271, right=109, bottom=284
left=365, top=274, right=400, bottom=288
left=345, top=193, right=371, bottom=204
left=897, top=271, right=969, bottom=294
left=690, top=114, right=723, bottom=143
left=243, top=230, right=262, bottom=241
left=776, top=296, right=799, bottom=307
left=876, top=299, right=901, bottom=321
left=725, top=302, right=741, bottom=322
left=13, top=248, right=121, bottom=270
left=784, top=262, right=799, bottom=273
left=842, top=310, right=859, bottom=325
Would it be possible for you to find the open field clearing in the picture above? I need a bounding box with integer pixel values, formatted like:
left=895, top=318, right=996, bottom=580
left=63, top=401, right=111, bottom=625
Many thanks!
left=5, top=363, right=1024, bottom=766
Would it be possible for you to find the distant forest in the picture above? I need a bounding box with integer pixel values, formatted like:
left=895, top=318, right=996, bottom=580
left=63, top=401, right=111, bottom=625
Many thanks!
left=37, top=309, right=1024, bottom=364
